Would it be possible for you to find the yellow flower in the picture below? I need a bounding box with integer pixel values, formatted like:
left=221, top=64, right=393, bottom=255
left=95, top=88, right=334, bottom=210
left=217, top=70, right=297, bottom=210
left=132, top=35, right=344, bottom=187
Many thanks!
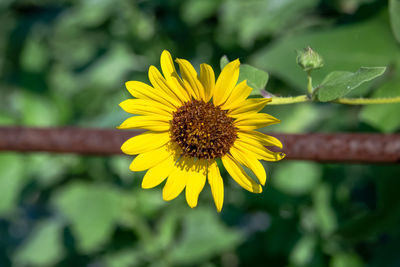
left=118, top=50, right=284, bottom=211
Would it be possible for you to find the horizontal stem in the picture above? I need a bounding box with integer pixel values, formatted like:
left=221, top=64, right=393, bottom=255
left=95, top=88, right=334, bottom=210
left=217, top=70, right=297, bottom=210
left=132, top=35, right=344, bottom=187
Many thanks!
left=268, top=95, right=310, bottom=105
left=335, top=96, right=400, bottom=105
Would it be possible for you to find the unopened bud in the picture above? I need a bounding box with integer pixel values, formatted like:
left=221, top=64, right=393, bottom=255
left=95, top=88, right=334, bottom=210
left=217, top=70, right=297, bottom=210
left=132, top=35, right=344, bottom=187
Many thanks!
left=296, top=46, right=324, bottom=72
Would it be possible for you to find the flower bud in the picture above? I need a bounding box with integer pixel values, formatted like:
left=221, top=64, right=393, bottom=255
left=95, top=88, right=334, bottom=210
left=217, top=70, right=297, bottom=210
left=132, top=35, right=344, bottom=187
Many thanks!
left=296, top=46, right=324, bottom=72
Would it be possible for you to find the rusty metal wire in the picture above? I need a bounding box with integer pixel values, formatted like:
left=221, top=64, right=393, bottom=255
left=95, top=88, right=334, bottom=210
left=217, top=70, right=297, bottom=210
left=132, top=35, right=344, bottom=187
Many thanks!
left=0, top=127, right=399, bottom=163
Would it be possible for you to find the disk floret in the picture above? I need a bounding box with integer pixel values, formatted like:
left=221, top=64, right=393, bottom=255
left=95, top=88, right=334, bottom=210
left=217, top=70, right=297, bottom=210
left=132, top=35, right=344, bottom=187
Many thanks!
left=170, top=100, right=237, bottom=159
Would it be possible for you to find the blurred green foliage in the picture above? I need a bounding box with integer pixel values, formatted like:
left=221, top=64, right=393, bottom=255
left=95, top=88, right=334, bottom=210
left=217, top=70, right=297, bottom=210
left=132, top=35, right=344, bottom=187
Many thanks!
left=1, top=0, right=400, bottom=266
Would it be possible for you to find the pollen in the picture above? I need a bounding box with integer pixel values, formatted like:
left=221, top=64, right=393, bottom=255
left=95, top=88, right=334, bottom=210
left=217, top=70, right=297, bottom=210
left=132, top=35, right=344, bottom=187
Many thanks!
left=170, top=100, right=237, bottom=159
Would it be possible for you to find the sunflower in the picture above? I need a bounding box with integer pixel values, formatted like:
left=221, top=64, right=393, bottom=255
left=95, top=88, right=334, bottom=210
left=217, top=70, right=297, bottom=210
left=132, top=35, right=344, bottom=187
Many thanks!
left=118, top=50, right=284, bottom=211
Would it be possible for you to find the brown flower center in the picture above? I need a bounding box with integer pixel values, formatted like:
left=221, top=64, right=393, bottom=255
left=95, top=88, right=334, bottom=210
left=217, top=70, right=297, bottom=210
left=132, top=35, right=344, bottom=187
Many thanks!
left=170, top=100, right=237, bottom=160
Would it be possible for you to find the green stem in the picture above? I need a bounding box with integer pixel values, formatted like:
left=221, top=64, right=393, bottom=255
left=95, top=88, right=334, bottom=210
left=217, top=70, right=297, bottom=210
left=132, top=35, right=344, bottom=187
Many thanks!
left=307, top=71, right=313, bottom=94
left=269, top=95, right=310, bottom=105
left=335, top=96, right=400, bottom=105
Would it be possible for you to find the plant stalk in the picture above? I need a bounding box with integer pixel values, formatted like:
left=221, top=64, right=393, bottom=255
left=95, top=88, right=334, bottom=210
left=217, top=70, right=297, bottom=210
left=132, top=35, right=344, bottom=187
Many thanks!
left=307, top=71, right=313, bottom=94
left=335, top=96, right=400, bottom=105
left=269, top=95, right=309, bottom=105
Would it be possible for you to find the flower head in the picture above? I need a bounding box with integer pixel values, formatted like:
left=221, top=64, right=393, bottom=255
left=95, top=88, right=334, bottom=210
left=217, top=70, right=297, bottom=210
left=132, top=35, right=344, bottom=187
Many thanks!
left=118, top=50, right=284, bottom=211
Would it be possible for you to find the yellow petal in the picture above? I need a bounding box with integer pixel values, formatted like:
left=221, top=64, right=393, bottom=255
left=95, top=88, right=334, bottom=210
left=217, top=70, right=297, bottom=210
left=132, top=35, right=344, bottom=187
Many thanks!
left=221, top=154, right=262, bottom=193
left=185, top=159, right=207, bottom=208
left=125, top=81, right=175, bottom=109
left=121, top=132, right=170, bottom=155
left=199, top=63, right=215, bottom=102
left=129, top=143, right=176, bottom=172
left=234, top=113, right=280, bottom=130
left=220, top=80, right=253, bottom=110
left=207, top=160, right=224, bottom=212
left=142, top=154, right=177, bottom=189
left=234, top=140, right=285, bottom=162
left=213, top=59, right=240, bottom=106
left=238, top=131, right=283, bottom=149
left=149, top=66, right=184, bottom=106
left=119, top=99, right=174, bottom=117
left=160, top=50, right=191, bottom=102
left=175, top=58, right=205, bottom=100
left=229, top=98, right=271, bottom=116
left=117, top=115, right=170, bottom=131
left=230, top=145, right=266, bottom=185
left=163, top=157, right=194, bottom=201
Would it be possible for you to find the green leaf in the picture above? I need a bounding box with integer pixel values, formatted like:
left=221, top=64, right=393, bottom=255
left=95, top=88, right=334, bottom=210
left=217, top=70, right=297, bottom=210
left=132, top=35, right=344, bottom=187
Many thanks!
left=317, top=67, right=386, bottom=102
left=181, top=0, right=220, bottom=25
left=272, top=162, right=321, bottom=195
left=103, top=249, right=143, bottom=267
left=0, top=153, right=25, bottom=216
left=331, top=252, right=364, bottom=267
left=389, top=0, right=400, bottom=43
left=312, top=183, right=337, bottom=236
left=74, top=0, right=115, bottom=27
left=289, top=235, right=316, bottom=266
left=52, top=182, right=122, bottom=253
left=169, top=208, right=242, bottom=265
left=219, top=55, right=229, bottom=70
left=238, top=64, right=269, bottom=95
left=21, top=92, right=59, bottom=126
left=21, top=33, right=49, bottom=72
left=14, top=219, right=65, bottom=266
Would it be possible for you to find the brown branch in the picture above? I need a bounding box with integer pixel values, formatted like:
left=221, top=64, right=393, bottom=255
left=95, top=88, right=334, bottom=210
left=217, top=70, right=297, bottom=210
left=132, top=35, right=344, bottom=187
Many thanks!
left=0, top=127, right=399, bottom=163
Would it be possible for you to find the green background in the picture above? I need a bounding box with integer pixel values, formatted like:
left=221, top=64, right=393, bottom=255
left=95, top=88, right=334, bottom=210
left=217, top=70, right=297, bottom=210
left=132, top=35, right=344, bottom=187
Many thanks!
left=1, top=0, right=400, bottom=266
